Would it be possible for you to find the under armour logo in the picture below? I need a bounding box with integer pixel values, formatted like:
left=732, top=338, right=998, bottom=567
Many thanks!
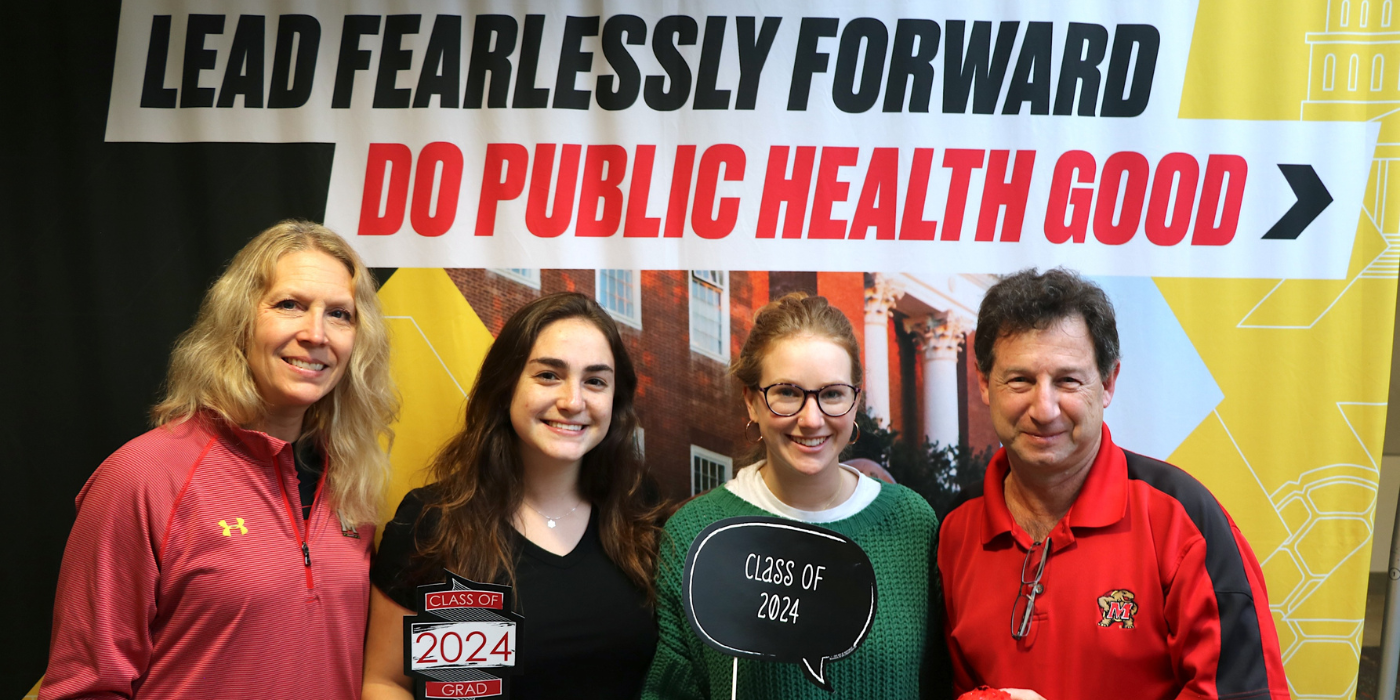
left=218, top=518, right=248, bottom=536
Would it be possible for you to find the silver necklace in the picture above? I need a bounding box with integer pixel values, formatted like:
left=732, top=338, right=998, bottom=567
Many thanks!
left=524, top=500, right=581, bottom=529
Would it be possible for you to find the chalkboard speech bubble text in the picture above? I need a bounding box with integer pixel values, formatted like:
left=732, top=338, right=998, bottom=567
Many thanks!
left=682, top=516, right=878, bottom=691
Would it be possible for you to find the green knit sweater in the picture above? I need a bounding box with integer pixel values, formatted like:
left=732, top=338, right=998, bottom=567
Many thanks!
left=641, top=482, right=938, bottom=700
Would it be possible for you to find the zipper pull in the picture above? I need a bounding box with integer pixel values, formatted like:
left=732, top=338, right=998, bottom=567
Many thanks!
left=302, top=542, right=311, bottom=567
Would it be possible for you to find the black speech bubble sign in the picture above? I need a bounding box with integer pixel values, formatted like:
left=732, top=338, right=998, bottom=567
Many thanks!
left=682, top=516, right=878, bottom=692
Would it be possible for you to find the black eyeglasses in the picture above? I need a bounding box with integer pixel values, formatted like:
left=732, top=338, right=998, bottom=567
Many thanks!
left=758, top=383, right=861, bottom=417
left=1011, top=537, right=1051, bottom=640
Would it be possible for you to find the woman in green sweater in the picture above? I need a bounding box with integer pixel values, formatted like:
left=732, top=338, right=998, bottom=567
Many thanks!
left=642, top=293, right=944, bottom=700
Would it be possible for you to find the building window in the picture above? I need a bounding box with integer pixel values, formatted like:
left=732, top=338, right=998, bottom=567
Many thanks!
left=1364, top=0, right=1372, bottom=26
left=1342, top=0, right=1352, bottom=26
left=597, top=269, right=642, bottom=328
left=690, top=445, right=733, bottom=495
left=1373, top=54, right=1385, bottom=91
left=1384, top=0, right=1392, bottom=27
left=491, top=268, right=541, bottom=289
left=689, top=270, right=730, bottom=361
left=1350, top=53, right=1361, bottom=91
left=1325, top=54, right=1337, bottom=91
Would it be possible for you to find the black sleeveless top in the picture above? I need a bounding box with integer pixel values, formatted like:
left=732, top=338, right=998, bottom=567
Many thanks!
left=372, top=487, right=658, bottom=699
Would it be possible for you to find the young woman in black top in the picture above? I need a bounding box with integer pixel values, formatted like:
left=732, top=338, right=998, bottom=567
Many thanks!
left=363, top=292, right=667, bottom=700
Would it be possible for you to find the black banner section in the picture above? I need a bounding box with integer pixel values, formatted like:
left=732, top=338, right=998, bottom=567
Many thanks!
left=1, top=5, right=341, bottom=695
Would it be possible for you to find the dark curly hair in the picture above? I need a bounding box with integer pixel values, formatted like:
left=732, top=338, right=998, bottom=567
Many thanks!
left=973, top=268, right=1119, bottom=379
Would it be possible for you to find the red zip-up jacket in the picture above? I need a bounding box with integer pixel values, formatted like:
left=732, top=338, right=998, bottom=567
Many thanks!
left=41, top=416, right=375, bottom=699
left=939, top=426, right=1289, bottom=699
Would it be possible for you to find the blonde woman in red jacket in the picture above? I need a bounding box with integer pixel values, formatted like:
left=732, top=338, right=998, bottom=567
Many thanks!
left=40, top=221, right=397, bottom=700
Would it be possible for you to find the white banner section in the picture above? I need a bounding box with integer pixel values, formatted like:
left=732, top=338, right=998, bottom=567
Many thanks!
left=105, top=0, right=1377, bottom=277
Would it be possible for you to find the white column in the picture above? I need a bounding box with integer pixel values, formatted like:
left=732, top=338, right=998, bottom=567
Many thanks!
left=862, top=274, right=904, bottom=427
left=904, top=315, right=967, bottom=447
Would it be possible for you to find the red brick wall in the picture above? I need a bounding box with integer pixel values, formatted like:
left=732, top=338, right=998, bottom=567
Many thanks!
left=632, top=271, right=772, bottom=498
left=884, top=312, right=900, bottom=437
left=887, top=310, right=926, bottom=442
left=441, top=270, right=994, bottom=492
left=816, top=272, right=866, bottom=356
left=446, top=269, right=594, bottom=336
left=903, top=322, right=924, bottom=443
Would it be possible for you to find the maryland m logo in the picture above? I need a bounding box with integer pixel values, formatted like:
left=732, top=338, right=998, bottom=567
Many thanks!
left=218, top=518, right=247, bottom=536
left=1097, top=589, right=1138, bottom=629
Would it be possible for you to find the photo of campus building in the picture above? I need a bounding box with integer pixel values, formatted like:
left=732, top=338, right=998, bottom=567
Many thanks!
left=445, top=268, right=1001, bottom=501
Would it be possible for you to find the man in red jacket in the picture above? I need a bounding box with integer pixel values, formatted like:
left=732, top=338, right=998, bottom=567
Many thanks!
left=939, top=268, right=1290, bottom=700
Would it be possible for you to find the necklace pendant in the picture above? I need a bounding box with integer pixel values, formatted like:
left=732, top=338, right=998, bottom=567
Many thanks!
left=546, top=519, right=557, bottom=529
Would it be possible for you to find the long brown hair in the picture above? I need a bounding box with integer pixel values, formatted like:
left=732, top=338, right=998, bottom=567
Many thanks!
left=416, top=292, right=665, bottom=602
left=152, top=220, right=397, bottom=525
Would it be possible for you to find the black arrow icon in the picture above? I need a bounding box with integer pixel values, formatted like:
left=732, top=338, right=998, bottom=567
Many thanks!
left=1263, top=164, right=1333, bottom=240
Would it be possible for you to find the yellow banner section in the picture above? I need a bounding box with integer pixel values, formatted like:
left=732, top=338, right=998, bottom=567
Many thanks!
left=376, top=269, right=495, bottom=535
left=1177, top=1, right=1397, bottom=696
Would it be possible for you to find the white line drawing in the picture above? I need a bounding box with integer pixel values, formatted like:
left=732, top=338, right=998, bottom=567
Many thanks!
left=385, top=315, right=468, bottom=397
left=1337, top=401, right=1388, bottom=469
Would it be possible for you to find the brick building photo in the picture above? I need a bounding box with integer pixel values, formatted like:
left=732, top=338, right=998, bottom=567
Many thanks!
left=447, top=268, right=999, bottom=502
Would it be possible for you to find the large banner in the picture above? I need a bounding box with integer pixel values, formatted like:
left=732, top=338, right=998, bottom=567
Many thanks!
left=109, top=0, right=1376, bottom=277
left=94, top=1, right=1397, bottom=697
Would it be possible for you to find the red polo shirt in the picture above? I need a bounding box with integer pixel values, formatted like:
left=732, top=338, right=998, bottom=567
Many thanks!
left=938, top=426, right=1289, bottom=700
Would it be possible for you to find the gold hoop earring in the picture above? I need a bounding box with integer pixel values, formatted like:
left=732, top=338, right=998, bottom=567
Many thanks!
left=849, top=422, right=861, bottom=445
left=745, top=420, right=764, bottom=443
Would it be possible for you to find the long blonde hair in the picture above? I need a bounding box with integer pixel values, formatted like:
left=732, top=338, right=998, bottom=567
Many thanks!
left=152, top=220, right=397, bottom=524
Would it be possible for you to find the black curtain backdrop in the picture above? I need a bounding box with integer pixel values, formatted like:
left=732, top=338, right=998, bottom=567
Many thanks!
left=1, top=3, right=337, bottom=693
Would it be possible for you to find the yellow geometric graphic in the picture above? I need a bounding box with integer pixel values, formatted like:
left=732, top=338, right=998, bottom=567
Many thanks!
left=1175, top=1, right=1397, bottom=696
left=1338, top=402, right=1390, bottom=466
left=375, top=269, right=495, bottom=534
left=1302, top=0, right=1400, bottom=122
left=1235, top=210, right=1393, bottom=328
